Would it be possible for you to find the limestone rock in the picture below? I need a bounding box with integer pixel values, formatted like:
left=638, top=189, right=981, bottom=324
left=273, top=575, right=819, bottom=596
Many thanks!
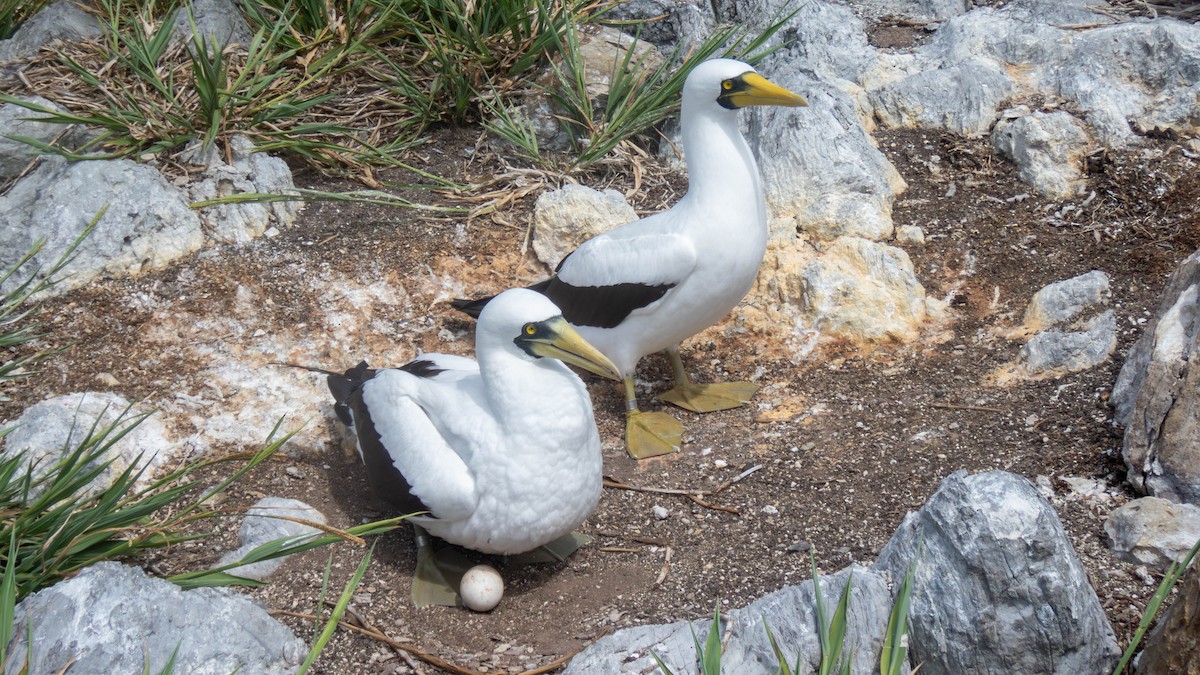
left=170, top=0, right=254, bottom=51
left=218, top=497, right=328, bottom=580
left=0, top=156, right=205, bottom=296
left=869, top=57, right=1014, bottom=135
left=896, top=225, right=925, bottom=246
left=185, top=135, right=303, bottom=244
left=1112, top=248, right=1200, bottom=502
left=564, top=565, right=900, bottom=674
left=1137, top=561, right=1200, bottom=675
left=1017, top=310, right=1117, bottom=375
left=2, top=392, right=172, bottom=499
left=532, top=184, right=637, bottom=269
left=0, top=1, right=102, bottom=65
left=0, top=96, right=90, bottom=180
left=7, top=562, right=305, bottom=674
left=1022, top=270, right=1110, bottom=333
left=1105, top=497, right=1200, bottom=569
left=797, top=237, right=928, bottom=343
left=993, top=109, right=1091, bottom=200
left=874, top=470, right=1120, bottom=675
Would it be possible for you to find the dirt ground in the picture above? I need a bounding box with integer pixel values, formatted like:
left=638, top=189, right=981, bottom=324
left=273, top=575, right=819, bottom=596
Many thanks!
left=5, top=106, right=1200, bottom=672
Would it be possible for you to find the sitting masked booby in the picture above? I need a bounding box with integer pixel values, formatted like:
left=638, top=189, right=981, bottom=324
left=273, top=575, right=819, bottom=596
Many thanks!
left=453, top=58, right=807, bottom=459
left=319, top=289, right=620, bottom=607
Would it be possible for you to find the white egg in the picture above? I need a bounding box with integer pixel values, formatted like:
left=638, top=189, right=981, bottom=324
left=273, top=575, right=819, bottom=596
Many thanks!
left=460, top=564, right=504, bottom=612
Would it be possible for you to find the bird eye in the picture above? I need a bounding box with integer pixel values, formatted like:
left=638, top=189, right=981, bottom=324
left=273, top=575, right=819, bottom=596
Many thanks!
left=722, top=79, right=733, bottom=90
left=523, top=323, right=537, bottom=335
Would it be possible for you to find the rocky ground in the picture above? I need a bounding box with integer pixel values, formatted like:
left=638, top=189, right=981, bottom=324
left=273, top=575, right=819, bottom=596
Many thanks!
left=3, top=119, right=1197, bottom=673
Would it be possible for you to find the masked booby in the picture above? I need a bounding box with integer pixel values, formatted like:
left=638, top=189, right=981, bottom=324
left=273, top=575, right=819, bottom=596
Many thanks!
left=453, top=58, right=807, bottom=459
left=320, top=289, right=620, bottom=607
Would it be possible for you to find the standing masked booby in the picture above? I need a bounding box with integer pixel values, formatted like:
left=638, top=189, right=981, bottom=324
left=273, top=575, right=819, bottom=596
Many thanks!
left=453, top=58, right=807, bottom=459
left=319, top=289, right=620, bottom=607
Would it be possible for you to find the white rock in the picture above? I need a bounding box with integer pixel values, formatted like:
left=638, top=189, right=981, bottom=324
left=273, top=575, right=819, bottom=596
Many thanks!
left=0, top=157, right=205, bottom=296
left=870, top=56, right=1015, bottom=135
left=532, top=185, right=637, bottom=269
left=799, top=237, right=929, bottom=342
left=1018, top=310, right=1117, bottom=375
left=186, top=135, right=303, bottom=244
left=896, top=225, right=925, bottom=246
left=1022, top=270, right=1111, bottom=333
left=0, top=97, right=90, bottom=180
left=217, top=497, right=328, bottom=581
left=993, top=110, right=1091, bottom=200
left=0, top=0, right=102, bottom=64
left=652, top=505, right=669, bottom=520
left=3, top=392, right=172, bottom=499
left=1105, top=497, right=1200, bottom=569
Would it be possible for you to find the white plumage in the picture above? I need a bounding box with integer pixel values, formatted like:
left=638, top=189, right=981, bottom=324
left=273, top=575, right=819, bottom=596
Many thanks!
left=327, top=288, right=619, bottom=554
left=455, top=58, right=808, bottom=458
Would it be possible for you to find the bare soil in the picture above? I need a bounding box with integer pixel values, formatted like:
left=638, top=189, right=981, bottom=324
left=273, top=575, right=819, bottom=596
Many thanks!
left=4, top=119, right=1199, bottom=673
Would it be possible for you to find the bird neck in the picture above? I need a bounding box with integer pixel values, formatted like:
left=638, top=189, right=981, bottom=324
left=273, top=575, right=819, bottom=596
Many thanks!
left=680, top=106, right=763, bottom=215
left=478, top=350, right=590, bottom=435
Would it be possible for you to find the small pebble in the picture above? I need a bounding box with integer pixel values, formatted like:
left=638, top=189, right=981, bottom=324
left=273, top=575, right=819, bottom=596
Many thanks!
left=762, top=505, right=779, bottom=515
left=786, top=541, right=812, bottom=553
left=285, top=466, right=306, bottom=480
left=800, top=441, right=816, bottom=452
left=652, top=505, right=669, bottom=520
left=713, top=459, right=728, bottom=468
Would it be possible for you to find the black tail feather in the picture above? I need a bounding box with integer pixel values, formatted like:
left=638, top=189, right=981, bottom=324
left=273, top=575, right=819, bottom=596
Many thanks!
left=449, top=295, right=492, bottom=319
left=325, top=360, right=376, bottom=426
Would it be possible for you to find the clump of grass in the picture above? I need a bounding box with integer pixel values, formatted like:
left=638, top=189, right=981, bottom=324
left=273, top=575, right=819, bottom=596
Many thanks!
left=0, top=0, right=54, bottom=40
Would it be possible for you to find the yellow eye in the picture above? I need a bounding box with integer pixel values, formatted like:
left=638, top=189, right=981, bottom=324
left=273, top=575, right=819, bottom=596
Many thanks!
left=722, top=79, right=733, bottom=90
left=523, top=323, right=537, bottom=335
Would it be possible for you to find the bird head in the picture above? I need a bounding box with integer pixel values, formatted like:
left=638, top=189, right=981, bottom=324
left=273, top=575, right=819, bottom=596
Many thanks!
left=684, top=58, right=808, bottom=111
left=480, top=289, right=621, bottom=381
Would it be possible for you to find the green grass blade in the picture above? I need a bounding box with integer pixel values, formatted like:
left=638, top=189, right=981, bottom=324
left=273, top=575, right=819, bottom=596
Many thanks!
left=763, top=617, right=793, bottom=675
left=297, top=542, right=374, bottom=674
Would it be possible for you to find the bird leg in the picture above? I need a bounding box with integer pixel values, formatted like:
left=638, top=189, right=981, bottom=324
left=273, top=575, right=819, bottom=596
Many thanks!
left=656, top=347, right=758, bottom=413
left=624, top=376, right=682, bottom=459
left=411, top=524, right=475, bottom=608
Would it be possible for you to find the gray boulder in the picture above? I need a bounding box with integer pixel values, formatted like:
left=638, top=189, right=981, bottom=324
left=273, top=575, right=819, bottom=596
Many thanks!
left=992, top=109, right=1091, bottom=200
left=1022, top=270, right=1110, bottom=333
left=751, top=71, right=905, bottom=243
left=874, top=470, right=1120, bottom=675
left=170, top=0, right=254, bottom=52
left=3, top=392, right=172, bottom=499
left=0, top=1, right=102, bottom=65
left=1018, top=310, right=1117, bottom=375
left=1105, top=496, right=1200, bottom=569
left=869, top=57, right=1014, bottom=136
left=185, top=135, right=304, bottom=244
left=218, top=497, right=328, bottom=581
left=1111, top=248, right=1200, bottom=503
left=6, top=561, right=305, bottom=674
left=0, top=97, right=91, bottom=180
left=0, top=156, right=204, bottom=296
left=563, top=565, right=900, bottom=674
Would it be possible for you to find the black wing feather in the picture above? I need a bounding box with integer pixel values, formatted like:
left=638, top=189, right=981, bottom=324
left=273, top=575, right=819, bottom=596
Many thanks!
left=326, top=359, right=440, bottom=516
left=450, top=274, right=673, bottom=329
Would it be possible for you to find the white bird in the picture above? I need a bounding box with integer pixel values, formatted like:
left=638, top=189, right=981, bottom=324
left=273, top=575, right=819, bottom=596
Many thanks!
left=319, top=289, right=620, bottom=606
left=454, top=58, right=808, bottom=459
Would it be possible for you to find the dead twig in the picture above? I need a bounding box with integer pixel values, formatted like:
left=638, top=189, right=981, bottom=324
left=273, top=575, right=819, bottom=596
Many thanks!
left=654, top=546, right=673, bottom=585
left=602, top=465, right=762, bottom=514
left=929, top=402, right=1005, bottom=413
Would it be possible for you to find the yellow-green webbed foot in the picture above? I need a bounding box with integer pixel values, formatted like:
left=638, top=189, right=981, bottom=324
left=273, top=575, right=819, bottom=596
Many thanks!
left=411, top=525, right=475, bottom=608
left=621, top=376, right=681, bottom=459
left=507, top=532, right=593, bottom=564
left=655, top=347, right=758, bottom=413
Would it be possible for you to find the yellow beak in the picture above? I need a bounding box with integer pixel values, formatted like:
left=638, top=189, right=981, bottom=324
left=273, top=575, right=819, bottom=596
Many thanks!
left=726, top=72, right=808, bottom=108
left=523, top=317, right=622, bottom=381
